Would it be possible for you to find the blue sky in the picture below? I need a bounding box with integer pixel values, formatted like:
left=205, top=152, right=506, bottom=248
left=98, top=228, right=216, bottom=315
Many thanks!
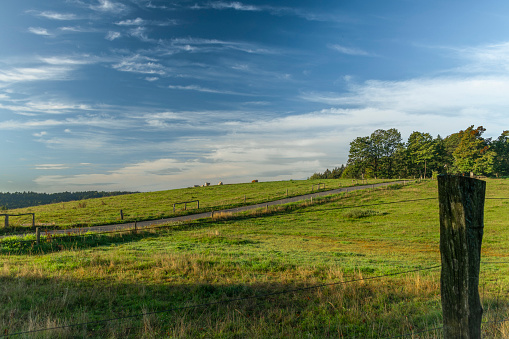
left=1, top=0, right=509, bottom=192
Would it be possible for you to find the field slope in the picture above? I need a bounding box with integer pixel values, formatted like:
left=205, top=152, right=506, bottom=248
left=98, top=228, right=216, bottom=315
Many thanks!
left=1, top=179, right=509, bottom=338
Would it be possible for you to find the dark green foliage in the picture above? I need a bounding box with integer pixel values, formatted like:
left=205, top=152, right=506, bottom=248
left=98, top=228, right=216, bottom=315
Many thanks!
left=342, top=128, right=402, bottom=179
left=309, top=165, right=345, bottom=179
left=318, top=126, right=509, bottom=179
left=0, top=191, right=136, bottom=210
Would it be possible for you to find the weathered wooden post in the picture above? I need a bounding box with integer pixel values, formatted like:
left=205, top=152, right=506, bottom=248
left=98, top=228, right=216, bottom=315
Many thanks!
left=438, top=175, right=485, bottom=339
left=4, top=215, right=8, bottom=228
left=36, top=227, right=40, bottom=245
left=173, top=204, right=176, bottom=213
left=120, top=209, right=124, bottom=220
left=32, top=213, right=35, bottom=229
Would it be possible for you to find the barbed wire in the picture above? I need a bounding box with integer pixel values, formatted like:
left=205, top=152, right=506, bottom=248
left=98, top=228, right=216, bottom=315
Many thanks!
left=1, top=264, right=441, bottom=338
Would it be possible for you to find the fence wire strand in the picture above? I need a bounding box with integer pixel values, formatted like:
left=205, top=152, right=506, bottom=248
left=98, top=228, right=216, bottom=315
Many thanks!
left=2, top=265, right=441, bottom=338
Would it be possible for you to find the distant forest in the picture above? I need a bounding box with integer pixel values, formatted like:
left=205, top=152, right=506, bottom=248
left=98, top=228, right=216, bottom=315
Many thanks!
left=311, top=125, right=509, bottom=180
left=0, top=191, right=136, bottom=210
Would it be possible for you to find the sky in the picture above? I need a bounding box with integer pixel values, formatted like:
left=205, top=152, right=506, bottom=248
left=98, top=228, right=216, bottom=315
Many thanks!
left=1, top=0, right=509, bottom=193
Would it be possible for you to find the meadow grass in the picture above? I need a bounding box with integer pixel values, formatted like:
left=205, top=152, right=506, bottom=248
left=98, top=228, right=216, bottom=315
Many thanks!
left=0, top=178, right=393, bottom=235
left=1, top=179, right=508, bottom=338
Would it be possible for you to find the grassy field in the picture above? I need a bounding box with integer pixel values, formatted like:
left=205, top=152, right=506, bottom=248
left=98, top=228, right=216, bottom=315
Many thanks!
left=1, top=179, right=509, bottom=338
left=0, top=178, right=393, bottom=235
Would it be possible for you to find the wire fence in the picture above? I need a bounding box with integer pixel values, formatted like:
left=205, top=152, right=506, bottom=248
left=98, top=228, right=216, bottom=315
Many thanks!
left=2, top=265, right=442, bottom=338
left=1, top=185, right=509, bottom=337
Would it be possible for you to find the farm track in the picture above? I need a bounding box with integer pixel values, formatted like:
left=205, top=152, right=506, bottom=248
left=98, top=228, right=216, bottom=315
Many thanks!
left=4, top=181, right=407, bottom=238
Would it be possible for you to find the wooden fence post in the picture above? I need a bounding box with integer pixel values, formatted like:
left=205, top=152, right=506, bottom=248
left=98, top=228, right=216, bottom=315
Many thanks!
left=120, top=209, right=124, bottom=220
left=36, top=227, right=40, bottom=245
left=4, top=215, right=8, bottom=228
left=32, top=213, right=35, bottom=229
left=438, top=175, right=485, bottom=339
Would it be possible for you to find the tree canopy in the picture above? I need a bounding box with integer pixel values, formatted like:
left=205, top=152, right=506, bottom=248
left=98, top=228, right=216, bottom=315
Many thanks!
left=315, top=126, right=509, bottom=180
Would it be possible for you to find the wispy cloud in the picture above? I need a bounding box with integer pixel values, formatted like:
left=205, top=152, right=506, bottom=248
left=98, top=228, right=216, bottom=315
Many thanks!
left=40, top=55, right=96, bottom=65
left=0, top=100, right=93, bottom=115
left=303, top=76, right=509, bottom=116
left=116, top=17, right=145, bottom=26
left=106, top=31, right=121, bottom=40
left=169, top=37, right=277, bottom=54
left=202, top=2, right=261, bottom=11
left=35, top=164, right=69, bottom=170
left=32, top=11, right=77, bottom=20
left=328, top=44, right=371, bottom=56
left=33, top=131, right=47, bottom=137
left=191, top=2, right=348, bottom=22
left=112, top=56, right=167, bottom=75
left=0, top=66, right=71, bottom=83
left=168, top=85, right=253, bottom=96
left=28, top=27, right=52, bottom=36
left=89, top=0, right=129, bottom=13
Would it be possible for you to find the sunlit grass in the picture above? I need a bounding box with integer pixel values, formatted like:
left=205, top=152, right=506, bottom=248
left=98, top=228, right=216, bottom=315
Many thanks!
left=1, top=179, right=508, bottom=337
left=0, top=178, right=395, bottom=235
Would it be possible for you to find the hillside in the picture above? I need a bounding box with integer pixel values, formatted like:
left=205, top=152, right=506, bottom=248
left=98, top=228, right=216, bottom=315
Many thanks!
left=0, top=191, right=136, bottom=210
left=1, top=178, right=508, bottom=337
left=1, top=178, right=391, bottom=234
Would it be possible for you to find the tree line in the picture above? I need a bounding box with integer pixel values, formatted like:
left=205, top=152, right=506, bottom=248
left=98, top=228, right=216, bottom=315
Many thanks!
left=311, top=126, right=509, bottom=179
left=0, top=191, right=136, bottom=210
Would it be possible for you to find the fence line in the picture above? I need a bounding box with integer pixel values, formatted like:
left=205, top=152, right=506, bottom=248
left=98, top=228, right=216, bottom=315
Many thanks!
left=3, top=195, right=508, bottom=247
left=0, top=180, right=402, bottom=232
left=0, top=196, right=437, bottom=245
left=1, top=265, right=441, bottom=338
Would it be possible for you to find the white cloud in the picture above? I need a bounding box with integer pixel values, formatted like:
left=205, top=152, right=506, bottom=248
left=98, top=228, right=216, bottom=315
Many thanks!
left=112, top=55, right=167, bottom=75
left=35, top=164, right=69, bottom=170
left=106, top=31, right=122, bottom=40
left=168, top=85, right=252, bottom=96
left=40, top=56, right=95, bottom=65
left=34, top=11, right=77, bottom=20
left=208, top=2, right=261, bottom=11
left=116, top=18, right=145, bottom=26
left=328, top=44, right=370, bottom=56
left=304, top=76, right=509, bottom=116
left=0, top=66, right=71, bottom=83
left=128, top=27, right=155, bottom=42
left=28, top=27, right=52, bottom=36
left=89, top=0, right=128, bottom=13
left=33, top=131, right=47, bottom=137
left=0, top=99, right=94, bottom=115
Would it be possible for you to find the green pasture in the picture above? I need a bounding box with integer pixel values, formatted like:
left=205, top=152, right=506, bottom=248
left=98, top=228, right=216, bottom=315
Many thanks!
left=1, top=179, right=509, bottom=338
left=0, top=178, right=393, bottom=235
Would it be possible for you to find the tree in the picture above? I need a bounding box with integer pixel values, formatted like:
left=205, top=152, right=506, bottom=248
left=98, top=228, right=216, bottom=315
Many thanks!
left=492, top=131, right=509, bottom=177
left=345, top=136, right=371, bottom=178
left=406, top=131, right=436, bottom=178
left=370, top=128, right=402, bottom=178
left=345, top=128, right=402, bottom=179
left=452, top=126, right=495, bottom=176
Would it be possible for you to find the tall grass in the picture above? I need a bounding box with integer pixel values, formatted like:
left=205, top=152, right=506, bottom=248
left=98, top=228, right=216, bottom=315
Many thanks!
left=1, top=179, right=509, bottom=337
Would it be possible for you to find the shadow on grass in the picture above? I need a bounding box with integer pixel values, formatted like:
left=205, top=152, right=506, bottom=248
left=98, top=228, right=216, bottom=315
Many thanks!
left=0, top=270, right=451, bottom=339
